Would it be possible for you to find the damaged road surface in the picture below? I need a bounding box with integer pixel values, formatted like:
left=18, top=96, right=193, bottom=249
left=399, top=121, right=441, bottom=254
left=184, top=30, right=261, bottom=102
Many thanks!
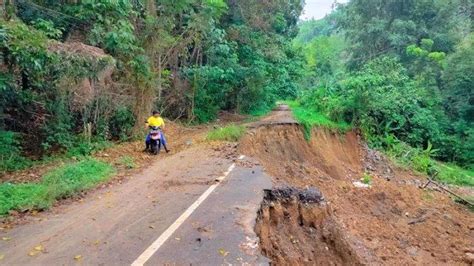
left=140, top=158, right=272, bottom=265
left=256, top=187, right=375, bottom=265
left=2, top=105, right=473, bottom=265
left=242, top=105, right=474, bottom=265
left=0, top=146, right=272, bottom=265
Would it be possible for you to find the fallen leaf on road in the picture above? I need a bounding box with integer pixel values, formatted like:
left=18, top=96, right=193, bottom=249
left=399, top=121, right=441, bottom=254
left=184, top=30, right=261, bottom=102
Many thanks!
left=175, top=237, right=181, bottom=241
left=2, top=237, right=11, bottom=241
left=28, top=250, right=40, bottom=257
left=74, top=255, right=82, bottom=261
left=0, top=254, right=4, bottom=260
left=218, top=248, right=229, bottom=257
left=28, top=244, right=46, bottom=257
left=149, top=225, right=155, bottom=229
left=93, top=240, right=100, bottom=245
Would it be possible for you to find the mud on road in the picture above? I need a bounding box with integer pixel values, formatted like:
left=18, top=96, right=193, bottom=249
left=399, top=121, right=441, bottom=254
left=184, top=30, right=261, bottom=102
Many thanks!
left=241, top=123, right=474, bottom=265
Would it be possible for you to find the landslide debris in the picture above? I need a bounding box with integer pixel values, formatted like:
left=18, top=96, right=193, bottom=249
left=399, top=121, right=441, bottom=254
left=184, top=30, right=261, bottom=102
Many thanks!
left=242, top=124, right=474, bottom=265
left=255, top=187, right=375, bottom=265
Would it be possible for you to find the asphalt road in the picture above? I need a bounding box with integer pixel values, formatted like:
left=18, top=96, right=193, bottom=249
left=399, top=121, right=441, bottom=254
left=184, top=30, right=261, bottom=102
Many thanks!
left=0, top=145, right=271, bottom=265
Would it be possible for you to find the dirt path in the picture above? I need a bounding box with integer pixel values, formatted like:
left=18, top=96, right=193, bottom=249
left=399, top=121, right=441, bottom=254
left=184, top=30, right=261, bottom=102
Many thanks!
left=250, top=104, right=297, bottom=127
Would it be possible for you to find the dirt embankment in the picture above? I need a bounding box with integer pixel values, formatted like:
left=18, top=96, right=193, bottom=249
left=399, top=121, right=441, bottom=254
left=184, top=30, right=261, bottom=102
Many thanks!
left=255, top=187, right=376, bottom=265
left=241, top=125, right=474, bottom=265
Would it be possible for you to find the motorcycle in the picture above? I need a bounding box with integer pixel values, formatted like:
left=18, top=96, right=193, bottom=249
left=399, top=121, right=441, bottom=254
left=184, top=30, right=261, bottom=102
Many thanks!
left=148, top=126, right=162, bottom=155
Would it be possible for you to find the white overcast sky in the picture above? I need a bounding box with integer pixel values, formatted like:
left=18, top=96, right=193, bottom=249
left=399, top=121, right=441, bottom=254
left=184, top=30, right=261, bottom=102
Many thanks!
left=300, top=0, right=349, bottom=20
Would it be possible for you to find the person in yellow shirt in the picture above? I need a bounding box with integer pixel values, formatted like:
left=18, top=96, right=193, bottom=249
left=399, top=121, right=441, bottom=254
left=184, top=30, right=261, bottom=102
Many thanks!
left=144, top=111, right=170, bottom=153
left=145, top=111, right=165, bottom=128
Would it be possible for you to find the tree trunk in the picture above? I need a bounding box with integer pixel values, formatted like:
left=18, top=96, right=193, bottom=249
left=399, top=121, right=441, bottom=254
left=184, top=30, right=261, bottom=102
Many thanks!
left=146, top=0, right=156, bottom=17
left=132, top=86, right=154, bottom=136
left=157, top=55, right=162, bottom=101
left=2, top=0, right=15, bottom=20
left=1, top=1, right=5, bottom=19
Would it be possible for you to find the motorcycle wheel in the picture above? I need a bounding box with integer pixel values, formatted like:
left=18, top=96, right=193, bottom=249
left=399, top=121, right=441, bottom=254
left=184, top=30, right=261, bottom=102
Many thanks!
left=151, top=140, right=160, bottom=155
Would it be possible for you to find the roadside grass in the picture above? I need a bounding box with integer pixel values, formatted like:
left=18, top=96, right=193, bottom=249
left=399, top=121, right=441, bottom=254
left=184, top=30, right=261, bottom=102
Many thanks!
left=380, top=136, right=473, bottom=187
left=0, top=158, right=114, bottom=215
left=434, top=163, right=473, bottom=187
left=206, top=124, right=246, bottom=142
left=119, top=155, right=136, bottom=169
left=1, top=132, right=113, bottom=176
left=286, top=100, right=350, bottom=139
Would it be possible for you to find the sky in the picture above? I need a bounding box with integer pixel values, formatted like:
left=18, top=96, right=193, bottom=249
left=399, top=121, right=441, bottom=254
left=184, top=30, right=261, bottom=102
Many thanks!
left=300, top=0, right=349, bottom=20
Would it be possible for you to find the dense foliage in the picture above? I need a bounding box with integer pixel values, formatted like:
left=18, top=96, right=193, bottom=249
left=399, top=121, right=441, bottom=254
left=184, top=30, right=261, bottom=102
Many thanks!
left=1, top=19, right=117, bottom=165
left=296, top=0, right=473, bottom=171
left=1, top=0, right=472, bottom=182
left=0, top=0, right=304, bottom=169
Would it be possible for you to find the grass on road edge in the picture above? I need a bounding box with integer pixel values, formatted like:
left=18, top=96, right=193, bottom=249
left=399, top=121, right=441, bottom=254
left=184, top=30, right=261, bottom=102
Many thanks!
left=286, top=100, right=351, bottom=139
left=0, top=158, right=114, bottom=215
left=206, top=124, right=246, bottom=142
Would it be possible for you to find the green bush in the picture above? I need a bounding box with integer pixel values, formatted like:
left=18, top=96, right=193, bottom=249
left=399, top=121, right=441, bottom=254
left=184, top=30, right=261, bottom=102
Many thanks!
left=1, top=20, right=123, bottom=160
left=0, top=158, right=114, bottom=215
left=247, top=104, right=275, bottom=118
left=380, top=135, right=473, bottom=186
left=381, top=135, right=431, bottom=170
left=287, top=101, right=350, bottom=140
left=31, top=19, right=63, bottom=39
left=110, top=106, right=136, bottom=141
left=66, top=139, right=112, bottom=158
left=0, top=131, right=31, bottom=173
left=206, top=124, right=246, bottom=142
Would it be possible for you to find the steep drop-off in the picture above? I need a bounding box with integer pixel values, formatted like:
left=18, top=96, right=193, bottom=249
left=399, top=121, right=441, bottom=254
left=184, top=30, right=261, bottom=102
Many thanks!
left=241, top=125, right=473, bottom=265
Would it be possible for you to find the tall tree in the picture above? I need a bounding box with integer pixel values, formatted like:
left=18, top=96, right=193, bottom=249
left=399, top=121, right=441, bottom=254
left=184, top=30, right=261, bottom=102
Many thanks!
left=339, top=0, right=471, bottom=68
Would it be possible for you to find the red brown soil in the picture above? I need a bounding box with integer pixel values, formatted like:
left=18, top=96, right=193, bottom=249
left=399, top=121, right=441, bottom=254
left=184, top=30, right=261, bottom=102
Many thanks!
left=255, top=188, right=375, bottom=265
left=48, top=41, right=108, bottom=59
left=241, top=125, right=474, bottom=265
